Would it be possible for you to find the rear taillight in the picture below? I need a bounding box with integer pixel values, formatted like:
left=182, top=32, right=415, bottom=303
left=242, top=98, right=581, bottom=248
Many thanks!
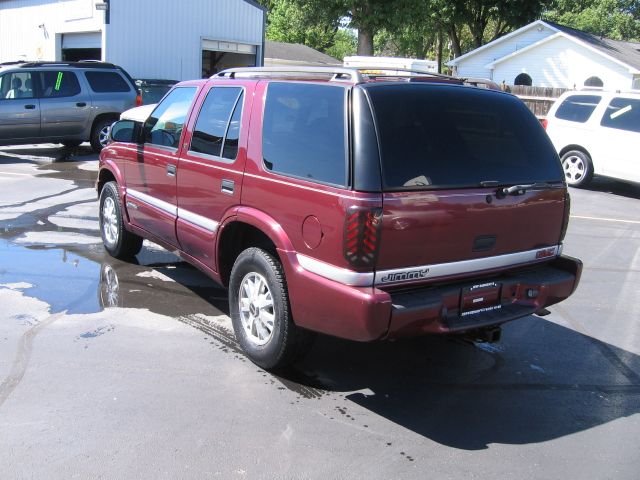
left=344, top=206, right=383, bottom=269
left=560, top=190, right=571, bottom=242
left=135, top=92, right=142, bottom=106
left=541, top=118, right=548, bottom=130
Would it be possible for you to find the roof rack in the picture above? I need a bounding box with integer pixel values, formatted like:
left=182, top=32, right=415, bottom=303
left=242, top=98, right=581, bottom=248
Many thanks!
left=6, top=61, right=120, bottom=69
left=215, top=65, right=475, bottom=86
left=216, top=66, right=365, bottom=83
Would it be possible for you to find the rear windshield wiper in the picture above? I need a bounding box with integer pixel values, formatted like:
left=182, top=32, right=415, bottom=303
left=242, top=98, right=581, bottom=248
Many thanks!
left=498, top=182, right=558, bottom=197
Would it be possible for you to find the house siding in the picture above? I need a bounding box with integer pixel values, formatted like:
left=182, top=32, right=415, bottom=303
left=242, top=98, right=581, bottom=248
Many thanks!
left=493, top=36, right=633, bottom=89
left=452, top=24, right=555, bottom=79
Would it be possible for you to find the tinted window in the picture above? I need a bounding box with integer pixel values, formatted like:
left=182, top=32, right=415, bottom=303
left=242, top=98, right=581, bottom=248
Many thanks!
left=0, top=71, right=35, bottom=99
left=600, top=97, right=640, bottom=133
left=366, top=84, right=563, bottom=190
left=40, top=70, right=81, bottom=98
left=85, top=71, right=131, bottom=93
left=262, top=82, right=347, bottom=186
left=222, top=92, right=243, bottom=160
left=144, top=87, right=197, bottom=148
left=190, top=87, right=243, bottom=159
left=554, top=95, right=601, bottom=123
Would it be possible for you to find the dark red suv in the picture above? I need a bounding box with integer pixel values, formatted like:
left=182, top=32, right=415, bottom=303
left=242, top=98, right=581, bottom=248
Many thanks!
left=97, top=66, right=582, bottom=369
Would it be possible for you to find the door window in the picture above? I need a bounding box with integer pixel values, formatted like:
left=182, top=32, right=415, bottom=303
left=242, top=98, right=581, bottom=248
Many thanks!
left=40, top=70, right=81, bottom=98
left=0, top=71, right=35, bottom=99
left=190, top=87, right=243, bottom=160
left=600, top=97, right=640, bottom=133
left=143, top=87, right=197, bottom=148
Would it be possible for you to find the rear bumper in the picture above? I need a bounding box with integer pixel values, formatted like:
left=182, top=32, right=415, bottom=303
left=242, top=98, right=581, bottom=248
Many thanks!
left=281, top=252, right=582, bottom=341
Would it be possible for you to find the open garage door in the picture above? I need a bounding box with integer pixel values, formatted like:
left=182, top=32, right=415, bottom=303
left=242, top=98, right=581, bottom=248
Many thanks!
left=201, top=39, right=257, bottom=77
left=62, top=32, right=101, bottom=61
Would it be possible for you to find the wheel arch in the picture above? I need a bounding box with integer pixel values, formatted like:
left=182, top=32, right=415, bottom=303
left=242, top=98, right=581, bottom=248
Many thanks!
left=559, top=144, right=592, bottom=162
left=217, top=207, right=295, bottom=288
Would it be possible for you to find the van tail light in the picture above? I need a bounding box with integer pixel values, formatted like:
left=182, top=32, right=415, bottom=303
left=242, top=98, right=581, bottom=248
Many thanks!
left=344, top=206, right=383, bottom=269
left=560, top=190, right=571, bottom=243
left=135, top=92, right=142, bottom=106
left=541, top=118, right=548, bottom=130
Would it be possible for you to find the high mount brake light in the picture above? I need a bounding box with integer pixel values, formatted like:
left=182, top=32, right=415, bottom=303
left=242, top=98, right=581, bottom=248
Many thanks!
left=344, top=206, right=383, bottom=269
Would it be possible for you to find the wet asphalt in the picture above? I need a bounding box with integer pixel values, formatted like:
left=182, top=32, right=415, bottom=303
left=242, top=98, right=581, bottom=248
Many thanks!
left=0, top=144, right=639, bottom=479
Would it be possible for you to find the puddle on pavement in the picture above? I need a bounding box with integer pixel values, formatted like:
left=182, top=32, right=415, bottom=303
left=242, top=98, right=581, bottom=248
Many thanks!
left=0, top=237, right=228, bottom=317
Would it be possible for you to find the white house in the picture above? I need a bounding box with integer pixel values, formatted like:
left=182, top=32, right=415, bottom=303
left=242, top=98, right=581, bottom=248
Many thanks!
left=0, top=0, right=265, bottom=80
left=447, top=20, right=640, bottom=91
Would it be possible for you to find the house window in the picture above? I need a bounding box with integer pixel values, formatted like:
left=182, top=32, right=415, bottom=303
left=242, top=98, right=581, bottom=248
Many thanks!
left=514, top=73, right=532, bottom=86
left=584, top=76, right=604, bottom=88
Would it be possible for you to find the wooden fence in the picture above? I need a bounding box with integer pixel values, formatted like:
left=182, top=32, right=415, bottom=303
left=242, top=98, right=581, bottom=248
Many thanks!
left=507, top=85, right=569, bottom=118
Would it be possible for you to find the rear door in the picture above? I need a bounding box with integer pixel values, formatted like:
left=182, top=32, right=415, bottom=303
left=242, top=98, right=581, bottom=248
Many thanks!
left=363, top=84, right=566, bottom=278
left=0, top=70, right=40, bottom=140
left=176, top=82, right=250, bottom=272
left=124, top=86, right=198, bottom=246
left=38, top=69, right=92, bottom=138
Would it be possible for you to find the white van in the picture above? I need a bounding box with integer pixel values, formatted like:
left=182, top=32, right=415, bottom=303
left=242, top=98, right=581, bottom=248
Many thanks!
left=545, top=90, right=640, bottom=187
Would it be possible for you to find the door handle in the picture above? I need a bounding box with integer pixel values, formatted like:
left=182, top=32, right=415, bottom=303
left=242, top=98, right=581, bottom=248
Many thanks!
left=221, top=179, right=234, bottom=194
left=166, top=164, right=176, bottom=177
left=76, top=102, right=87, bottom=107
left=24, top=104, right=36, bottom=110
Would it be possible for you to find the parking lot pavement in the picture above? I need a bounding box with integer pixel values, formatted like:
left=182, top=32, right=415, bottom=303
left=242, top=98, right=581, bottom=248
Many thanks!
left=1, top=145, right=639, bottom=479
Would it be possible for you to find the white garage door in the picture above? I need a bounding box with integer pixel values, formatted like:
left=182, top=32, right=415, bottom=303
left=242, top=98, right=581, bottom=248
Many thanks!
left=62, top=32, right=102, bottom=49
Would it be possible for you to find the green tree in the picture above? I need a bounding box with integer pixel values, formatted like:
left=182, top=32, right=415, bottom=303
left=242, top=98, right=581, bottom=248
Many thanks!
left=543, top=0, right=640, bottom=40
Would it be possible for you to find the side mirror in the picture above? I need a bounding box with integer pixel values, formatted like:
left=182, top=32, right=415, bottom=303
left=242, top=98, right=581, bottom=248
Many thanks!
left=109, top=120, right=140, bottom=144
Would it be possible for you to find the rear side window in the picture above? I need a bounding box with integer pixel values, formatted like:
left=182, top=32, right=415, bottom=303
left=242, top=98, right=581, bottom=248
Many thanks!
left=85, top=71, right=131, bottom=93
left=600, top=97, right=640, bottom=133
left=262, top=82, right=347, bottom=187
left=40, top=70, right=81, bottom=97
left=366, top=84, right=563, bottom=190
left=554, top=95, right=601, bottom=123
left=144, top=87, right=197, bottom=148
left=190, top=87, right=243, bottom=160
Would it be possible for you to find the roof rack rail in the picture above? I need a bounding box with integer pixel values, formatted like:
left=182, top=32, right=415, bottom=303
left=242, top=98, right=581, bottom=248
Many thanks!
left=10, top=61, right=119, bottom=69
left=216, top=66, right=365, bottom=83
left=349, top=65, right=460, bottom=81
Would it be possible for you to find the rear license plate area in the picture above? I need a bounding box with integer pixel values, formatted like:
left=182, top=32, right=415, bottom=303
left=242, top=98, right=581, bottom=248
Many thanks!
left=460, top=282, right=502, bottom=317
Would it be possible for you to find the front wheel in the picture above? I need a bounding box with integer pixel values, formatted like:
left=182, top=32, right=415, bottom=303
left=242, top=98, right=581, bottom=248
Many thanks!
left=561, top=150, right=593, bottom=187
left=99, top=181, right=143, bottom=259
left=229, top=247, right=313, bottom=369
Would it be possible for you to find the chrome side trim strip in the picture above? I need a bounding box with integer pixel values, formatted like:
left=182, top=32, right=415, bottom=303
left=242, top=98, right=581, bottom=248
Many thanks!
left=375, top=246, right=560, bottom=286
left=296, top=246, right=560, bottom=288
left=126, top=188, right=177, bottom=216
left=296, top=254, right=375, bottom=287
left=177, top=208, right=219, bottom=233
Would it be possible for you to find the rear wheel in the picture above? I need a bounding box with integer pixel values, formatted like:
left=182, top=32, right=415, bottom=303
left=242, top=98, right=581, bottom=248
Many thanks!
left=99, top=181, right=143, bottom=259
left=90, top=118, right=115, bottom=152
left=229, top=247, right=314, bottom=369
left=561, top=150, right=593, bottom=187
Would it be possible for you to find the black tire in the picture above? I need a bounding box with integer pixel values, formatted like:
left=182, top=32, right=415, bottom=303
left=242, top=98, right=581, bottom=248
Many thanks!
left=99, top=181, right=143, bottom=259
left=561, top=150, right=593, bottom=187
left=61, top=140, right=82, bottom=148
left=90, top=117, right=115, bottom=153
left=229, top=247, right=314, bottom=369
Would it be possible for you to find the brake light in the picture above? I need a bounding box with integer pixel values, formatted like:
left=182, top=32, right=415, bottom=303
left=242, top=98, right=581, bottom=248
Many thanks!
left=135, top=92, right=142, bottom=106
left=344, top=206, right=383, bottom=269
left=560, top=190, right=571, bottom=242
left=541, top=118, right=548, bottom=130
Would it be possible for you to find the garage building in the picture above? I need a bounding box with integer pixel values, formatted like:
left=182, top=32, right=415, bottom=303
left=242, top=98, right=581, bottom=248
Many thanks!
left=0, top=0, right=265, bottom=80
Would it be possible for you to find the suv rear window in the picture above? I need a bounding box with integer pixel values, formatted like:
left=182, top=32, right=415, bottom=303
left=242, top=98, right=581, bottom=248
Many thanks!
left=366, top=84, right=563, bottom=190
left=600, top=97, right=640, bottom=133
left=554, top=94, right=601, bottom=123
left=262, top=82, right=347, bottom=187
left=85, top=71, right=131, bottom=93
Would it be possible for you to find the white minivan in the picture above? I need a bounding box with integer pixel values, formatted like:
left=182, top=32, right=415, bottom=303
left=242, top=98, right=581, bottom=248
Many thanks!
left=545, top=90, right=640, bottom=187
